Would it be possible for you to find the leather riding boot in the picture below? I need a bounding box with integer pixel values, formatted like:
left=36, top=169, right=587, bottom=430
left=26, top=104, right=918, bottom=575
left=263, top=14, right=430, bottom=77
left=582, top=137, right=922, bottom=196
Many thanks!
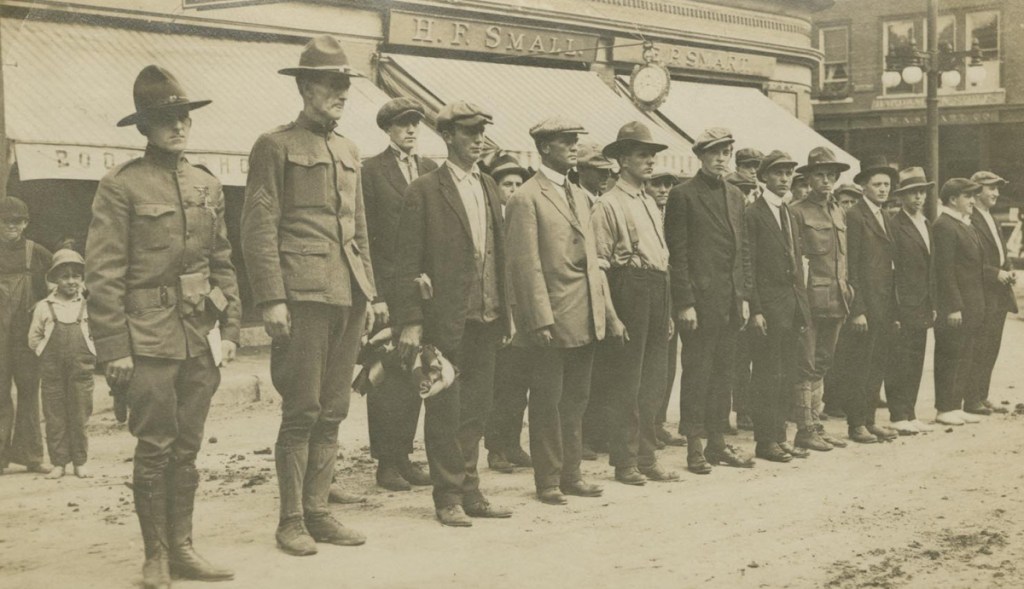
left=304, top=444, right=366, bottom=546
left=134, top=475, right=171, bottom=589
left=167, top=463, right=234, bottom=581
left=275, top=445, right=317, bottom=556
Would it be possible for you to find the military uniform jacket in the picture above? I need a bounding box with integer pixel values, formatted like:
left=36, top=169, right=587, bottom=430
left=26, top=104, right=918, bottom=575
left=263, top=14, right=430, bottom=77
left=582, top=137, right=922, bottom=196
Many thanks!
left=790, top=194, right=853, bottom=318
left=505, top=170, right=607, bottom=348
left=85, top=146, right=241, bottom=363
left=891, top=211, right=935, bottom=330
left=362, top=147, right=438, bottom=304
left=845, top=198, right=897, bottom=325
left=241, top=112, right=376, bottom=308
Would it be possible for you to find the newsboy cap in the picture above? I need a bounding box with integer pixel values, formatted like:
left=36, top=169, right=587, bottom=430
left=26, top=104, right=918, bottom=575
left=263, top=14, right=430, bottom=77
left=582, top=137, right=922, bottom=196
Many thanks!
left=735, top=148, right=764, bottom=166
left=970, top=170, right=1008, bottom=186
left=376, top=98, right=425, bottom=130
left=834, top=183, right=863, bottom=199
left=756, top=150, right=799, bottom=182
left=278, top=35, right=364, bottom=78
left=726, top=172, right=756, bottom=190
left=0, top=196, right=30, bottom=221
left=692, top=127, right=735, bottom=155
left=117, top=65, right=211, bottom=127
left=436, top=101, right=493, bottom=131
left=577, top=142, right=614, bottom=170
left=529, top=116, right=587, bottom=139
left=649, top=167, right=680, bottom=184
left=940, top=178, right=982, bottom=202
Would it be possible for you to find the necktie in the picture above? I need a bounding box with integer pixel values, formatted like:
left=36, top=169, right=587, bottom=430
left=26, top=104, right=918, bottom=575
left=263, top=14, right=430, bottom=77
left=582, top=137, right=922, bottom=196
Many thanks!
left=408, top=156, right=419, bottom=183
left=875, top=209, right=887, bottom=236
left=563, top=181, right=579, bottom=221
left=780, top=205, right=792, bottom=253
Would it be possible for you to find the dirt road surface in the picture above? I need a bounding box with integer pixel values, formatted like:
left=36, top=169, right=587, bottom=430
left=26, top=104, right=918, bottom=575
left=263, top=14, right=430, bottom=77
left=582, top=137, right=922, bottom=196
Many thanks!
left=2, top=321, right=1024, bottom=589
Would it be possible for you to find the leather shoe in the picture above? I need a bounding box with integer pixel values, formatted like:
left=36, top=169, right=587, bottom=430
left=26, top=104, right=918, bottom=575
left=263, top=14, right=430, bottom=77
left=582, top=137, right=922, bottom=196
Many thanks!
left=848, top=426, right=878, bottom=444
left=507, top=446, right=532, bottom=468
left=963, top=403, right=993, bottom=416
left=866, top=424, right=898, bottom=441
left=376, top=461, right=411, bottom=491
left=560, top=480, right=603, bottom=497
left=436, top=505, right=472, bottom=527
left=580, top=444, right=598, bottom=461
left=487, top=451, right=515, bottom=473
left=815, top=424, right=847, bottom=448
left=794, top=429, right=832, bottom=452
left=822, top=405, right=846, bottom=419
left=911, top=419, right=935, bottom=432
left=396, top=457, right=431, bottom=486
left=778, top=441, right=809, bottom=459
left=638, top=463, right=680, bottom=481
left=464, top=500, right=512, bottom=518
left=982, top=399, right=1008, bottom=414
left=614, top=466, right=647, bottom=485
left=537, top=487, right=568, bottom=505
left=755, top=442, right=793, bottom=463
left=686, top=436, right=713, bottom=474
left=305, top=513, right=366, bottom=546
left=654, top=436, right=667, bottom=450
left=736, top=413, right=754, bottom=431
left=328, top=485, right=367, bottom=505
left=705, top=444, right=755, bottom=468
left=935, top=411, right=965, bottom=426
left=890, top=420, right=919, bottom=435
left=955, top=410, right=981, bottom=424
left=276, top=517, right=318, bottom=556
left=656, top=426, right=687, bottom=447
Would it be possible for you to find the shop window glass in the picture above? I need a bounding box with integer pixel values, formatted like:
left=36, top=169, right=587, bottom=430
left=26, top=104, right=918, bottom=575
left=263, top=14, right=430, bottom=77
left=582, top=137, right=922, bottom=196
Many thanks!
left=820, top=26, right=850, bottom=99
left=966, top=10, right=1000, bottom=90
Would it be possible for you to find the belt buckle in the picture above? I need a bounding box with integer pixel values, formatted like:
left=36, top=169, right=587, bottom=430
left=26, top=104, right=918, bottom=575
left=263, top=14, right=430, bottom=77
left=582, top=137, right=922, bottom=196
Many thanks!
left=159, top=286, right=170, bottom=308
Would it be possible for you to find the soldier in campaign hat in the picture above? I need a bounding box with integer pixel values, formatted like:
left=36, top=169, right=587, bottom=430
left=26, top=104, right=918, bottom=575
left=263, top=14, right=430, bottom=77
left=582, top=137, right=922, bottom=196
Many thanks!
left=86, top=65, right=241, bottom=588
left=242, top=35, right=379, bottom=555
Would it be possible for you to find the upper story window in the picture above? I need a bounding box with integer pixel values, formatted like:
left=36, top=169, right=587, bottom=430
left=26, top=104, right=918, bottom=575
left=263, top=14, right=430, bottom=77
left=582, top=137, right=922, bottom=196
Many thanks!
left=819, top=25, right=850, bottom=99
left=883, top=19, right=923, bottom=95
left=882, top=12, right=997, bottom=95
left=966, top=10, right=1000, bottom=90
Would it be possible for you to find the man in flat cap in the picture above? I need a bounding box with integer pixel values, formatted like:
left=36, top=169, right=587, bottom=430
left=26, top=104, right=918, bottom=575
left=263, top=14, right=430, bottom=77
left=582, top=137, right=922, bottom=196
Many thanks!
left=745, top=151, right=812, bottom=462
left=504, top=117, right=615, bottom=504
left=665, top=127, right=754, bottom=474
left=87, top=65, right=240, bottom=587
left=575, top=142, right=616, bottom=207
left=360, top=97, right=435, bottom=492
left=393, top=100, right=513, bottom=526
left=591, top=121, right=677, bottom=485
left=0, top=196, right=52, bottom=476
left=787, top=147, right=853, bottom=452
left=734, top=147, right=765, bottom=205
left=242, top=35, right=379, bottom=555
left=829, top=156, right=900, bottom=444
left=967, top=170, right=1017, bottom=416
left=834, top=184, right=862, bottom=212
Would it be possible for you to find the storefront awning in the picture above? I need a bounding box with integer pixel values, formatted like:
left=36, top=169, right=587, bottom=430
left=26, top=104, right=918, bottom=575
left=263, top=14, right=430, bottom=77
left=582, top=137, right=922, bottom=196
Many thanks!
left=632, top=78, right=860, bottom=178
left=381, top=54, right=697, bottom=174
left=1, top=18, right=447, bottom=186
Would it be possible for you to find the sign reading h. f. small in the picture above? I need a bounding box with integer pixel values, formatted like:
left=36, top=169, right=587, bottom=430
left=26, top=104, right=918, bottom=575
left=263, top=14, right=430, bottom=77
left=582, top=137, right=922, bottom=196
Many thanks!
left=388, top=10, right=600, bottom=62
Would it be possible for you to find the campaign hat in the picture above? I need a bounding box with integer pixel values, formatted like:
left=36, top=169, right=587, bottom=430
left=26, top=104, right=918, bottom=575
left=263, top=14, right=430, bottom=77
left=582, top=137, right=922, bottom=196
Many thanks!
left=795, top=146, right=851, bottom=175
left=278, top=35, right=365, bottom=77
left=603, top=121, right=668, bottom=159
left=117, top=65, right=211, bottom=127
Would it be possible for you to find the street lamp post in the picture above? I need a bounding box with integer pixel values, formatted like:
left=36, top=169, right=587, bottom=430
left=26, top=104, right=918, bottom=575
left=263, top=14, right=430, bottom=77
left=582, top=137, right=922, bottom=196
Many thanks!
left=882, top=0, right=987, bottom=219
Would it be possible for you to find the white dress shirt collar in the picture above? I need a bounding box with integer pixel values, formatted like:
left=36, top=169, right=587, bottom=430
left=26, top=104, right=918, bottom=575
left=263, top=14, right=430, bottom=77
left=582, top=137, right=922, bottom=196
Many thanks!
left=539, top=164, right=567, bottom=187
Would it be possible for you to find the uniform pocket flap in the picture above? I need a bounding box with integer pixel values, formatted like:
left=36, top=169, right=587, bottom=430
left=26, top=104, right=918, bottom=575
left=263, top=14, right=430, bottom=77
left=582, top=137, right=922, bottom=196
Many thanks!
left=279, top=235, right=330, bottom=255
left=804, top=220, right=832, bottom=231
left=811, top=276, right=833, bottom=287
left=335, top=147, right=360, bottom=171
left=207, top=286, right=229, bottom=313
left=286, top=153, right=331, bottom=168
left=135, top=203, right=176, bottom=218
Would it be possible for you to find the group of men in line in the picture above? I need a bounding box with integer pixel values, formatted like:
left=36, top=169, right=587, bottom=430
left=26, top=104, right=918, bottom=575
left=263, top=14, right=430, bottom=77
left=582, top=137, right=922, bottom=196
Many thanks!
left=20, top=33, right=1005, bottom=589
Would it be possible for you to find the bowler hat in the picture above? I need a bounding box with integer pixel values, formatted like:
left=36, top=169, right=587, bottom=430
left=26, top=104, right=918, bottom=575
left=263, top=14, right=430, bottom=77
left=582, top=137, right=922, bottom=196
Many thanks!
left=278, top=35, right=364, bottom=78
left=577, top=142, right=614, bottom=170
left=795, top=146, right=851, bottom=175
left=757, top=150, right=799, bottom=182
left=46, top=249, right=85, bottom=283
left=970, top=170, right=1008, bottom=186
left=376, top=98, right=424, bottom=130
left=529, top=117, right=587, bottom=139
left=940, top=178, right=982, bottom=203
left=436, top=101, right=493, bottom=131
left=735, top=147, right=764, bottom=166
left=726, top=172, right=756, bottom=190
left=892, top=167, right=935, bottom=195
left=0, top=196, right=29, bottom=221
left=603, top=121, right=668, bottom=159
left=692, top=127, right=735, bottom=155
left=116, top=65, right=211, bottom=127
left=854, top=154, right=899, bottom=186
left=486, top=154, right=528, bottom=183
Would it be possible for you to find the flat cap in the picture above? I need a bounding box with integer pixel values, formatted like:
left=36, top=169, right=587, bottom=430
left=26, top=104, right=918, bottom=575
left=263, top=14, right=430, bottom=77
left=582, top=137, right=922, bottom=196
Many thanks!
left=376, top=98, right=425, bottom=130
left=970, top=170, right=1008, bottom=186
left=792, top=173, right=808, bottom=185
left=834, top=183, right=863, bottom=198
left=487, top=154, right=528, bottom=182
left=940, top=178, right=982, bottom=201
left=577, top=142, right=614, bottom=170
left=0, top=196, right=29, bottom=220
left=692, top=127, right=735, bottom=155
left=649, top=167, right=680, bottom=184
left=529, top=116, right=587, bottom=139
left=436, top=101, right=493, bottom=130
left=726, top=172, right=756, bottom=190
left=735, top=147, right=764, bottom=166
left=757, top=150, right=799, bottom=181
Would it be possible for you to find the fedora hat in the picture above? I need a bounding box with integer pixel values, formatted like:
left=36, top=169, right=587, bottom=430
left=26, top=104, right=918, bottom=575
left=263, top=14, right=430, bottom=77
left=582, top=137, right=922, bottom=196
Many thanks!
left=795, top=146, right=851, bottom=175
left=117, top=65, right=211, bottom=127
left=278, top=36, right=365, bottom=78
left=854, top=154, right=899, bottom=186
left=892, top=167, right=935, bottom=195
left=756, top=150, right=799, bottom=182
left=603, top=121, right=668, bottom=159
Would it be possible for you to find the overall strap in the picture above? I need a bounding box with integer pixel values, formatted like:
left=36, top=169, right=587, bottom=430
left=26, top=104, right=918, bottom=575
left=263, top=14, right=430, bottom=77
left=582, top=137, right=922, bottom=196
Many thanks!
left=25, top=239, right=33, bottom=270
left=46, top=299, right=58, bottom=323
left=75, top=298, right=86, bottom=323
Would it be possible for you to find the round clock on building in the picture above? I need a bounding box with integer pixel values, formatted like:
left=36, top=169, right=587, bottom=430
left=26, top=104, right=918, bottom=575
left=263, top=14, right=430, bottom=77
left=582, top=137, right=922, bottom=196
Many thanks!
left=630, top=62, right=671, bottom=111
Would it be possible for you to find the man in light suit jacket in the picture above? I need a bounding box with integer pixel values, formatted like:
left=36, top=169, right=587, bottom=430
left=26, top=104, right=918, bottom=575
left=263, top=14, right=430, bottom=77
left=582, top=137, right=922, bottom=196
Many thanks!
left=967, top=171, right=1018, bottom=415
left=886, top=167, right=937, bottom=434
left=392, top=101, right=512, bottom=527
left=505, top=117, right=620, bottom=505
left=360, top=98, right=436, bottom=492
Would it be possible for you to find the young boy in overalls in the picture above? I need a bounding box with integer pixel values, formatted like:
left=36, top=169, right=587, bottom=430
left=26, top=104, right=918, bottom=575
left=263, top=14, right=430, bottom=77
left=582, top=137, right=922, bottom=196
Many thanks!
left=28, top=249, right=95, bottom=478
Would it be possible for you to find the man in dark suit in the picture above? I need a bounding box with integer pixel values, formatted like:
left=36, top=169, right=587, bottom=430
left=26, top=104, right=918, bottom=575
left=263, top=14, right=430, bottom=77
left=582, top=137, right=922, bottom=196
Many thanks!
left=360, top=98, right=436, bottom=491
left=505, top=117, right=618, bottom=504
left=665, top=127, right=754, bottom=474
left=745, top=151, right=812, bottom=462
left=886, top=167, right=937, bottom=434
left=831, top=156, right=900, bottom=444
left=392, top=101, right=512, bottom=527
left=967, top=171, right=1018, bottom=415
